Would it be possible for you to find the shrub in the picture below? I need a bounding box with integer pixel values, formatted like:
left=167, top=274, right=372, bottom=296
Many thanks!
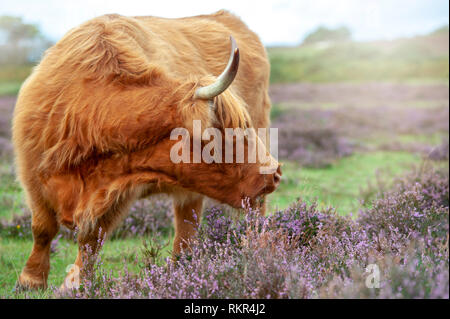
left=358, top=167, right=449, bottom=256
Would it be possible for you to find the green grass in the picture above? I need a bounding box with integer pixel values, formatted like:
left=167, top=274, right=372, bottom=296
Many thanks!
left=395, top=133, right=447, bottom=146
left=358, top=132, right=448, bottom=151
left=275, top=99, right=450, bottom=112
left=267, top=151, right=423, bottom=214
left=0, top=236, right=173, bottom=298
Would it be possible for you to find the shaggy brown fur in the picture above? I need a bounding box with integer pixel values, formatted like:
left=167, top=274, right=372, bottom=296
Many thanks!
left=12, top=10, right=280, bottom=290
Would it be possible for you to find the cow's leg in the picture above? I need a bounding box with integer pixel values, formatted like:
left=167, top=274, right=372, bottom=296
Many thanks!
left=172, top=194, right=204, bottom=256
left=61, top=224, right=107, bottom=290
left=61, top=201, right=131, bottom=290
left=17, top=203, right=59, bottom=290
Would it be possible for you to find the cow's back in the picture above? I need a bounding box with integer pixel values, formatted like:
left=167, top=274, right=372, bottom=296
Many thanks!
left=135, top=10, right=271, bottom=129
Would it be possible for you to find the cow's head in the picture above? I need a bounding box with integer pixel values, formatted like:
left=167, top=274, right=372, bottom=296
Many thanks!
left=139, top=36, right=281, bottom=208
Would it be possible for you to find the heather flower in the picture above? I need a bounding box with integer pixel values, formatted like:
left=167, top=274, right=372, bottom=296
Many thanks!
left=10, top=166, right=450, bottom=299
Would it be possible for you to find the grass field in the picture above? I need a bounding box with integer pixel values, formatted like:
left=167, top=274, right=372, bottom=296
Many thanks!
left=1, top=153, right=445, bottom=297
left=0, top=237, right=159, bottom=297
left=267, top=151, right=422, bottom=213
left=0, top=143, right=445, bottom=296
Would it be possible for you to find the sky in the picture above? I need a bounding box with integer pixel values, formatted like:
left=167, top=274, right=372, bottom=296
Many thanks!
left=1, top=0, right=449, bottom=46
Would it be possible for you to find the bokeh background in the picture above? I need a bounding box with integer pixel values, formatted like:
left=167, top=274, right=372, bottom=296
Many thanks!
left=0, top=0, right=448, bottom=297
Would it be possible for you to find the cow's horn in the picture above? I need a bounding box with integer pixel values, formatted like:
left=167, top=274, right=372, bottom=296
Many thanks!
left=194, top=36, right=240, bottom=100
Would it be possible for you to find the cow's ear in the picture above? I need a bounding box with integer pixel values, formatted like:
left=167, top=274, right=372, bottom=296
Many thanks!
left=177, top=94, right=215, bottom=133
left=210, top=89, right=251, bottom=130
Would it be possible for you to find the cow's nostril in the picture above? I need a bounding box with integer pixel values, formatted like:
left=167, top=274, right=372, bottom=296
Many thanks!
left=274, top=173, right=281, bottom=185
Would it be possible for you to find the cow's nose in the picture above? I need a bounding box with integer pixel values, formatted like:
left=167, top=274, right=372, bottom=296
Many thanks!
left=257, top=163, right=282, bottom=197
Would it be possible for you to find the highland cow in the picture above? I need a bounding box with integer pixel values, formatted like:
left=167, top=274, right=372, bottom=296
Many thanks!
left=12, top=10, right=281, bottom=290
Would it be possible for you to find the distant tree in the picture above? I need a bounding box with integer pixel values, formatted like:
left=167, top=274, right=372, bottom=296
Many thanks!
left=302, top=26, right=352, bottom=45
left=430, top=25, right=449, bottom=36
left=0, top=15, right=52, bottom=65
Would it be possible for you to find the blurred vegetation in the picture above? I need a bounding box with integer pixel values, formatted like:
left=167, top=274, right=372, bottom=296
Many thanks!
left=302, top=25, right=352, bottom=45
left=431, top=25, right=449, bottom=35
left=0, top=16, right=51, bottom=96
left=269, top=25, right=449, bottom=83
left=0, top=65, right=33, bottom=96
left=0, top=16, right=51, bottom=65
left=0, top=18, right=448, bottom=96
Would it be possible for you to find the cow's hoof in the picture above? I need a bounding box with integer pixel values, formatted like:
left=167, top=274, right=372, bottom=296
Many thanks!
left=59, top=269, right=81, bottom=294
left=15, top=272, right=47, bottom=292
left=12, top=281, right=26, bottom=294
